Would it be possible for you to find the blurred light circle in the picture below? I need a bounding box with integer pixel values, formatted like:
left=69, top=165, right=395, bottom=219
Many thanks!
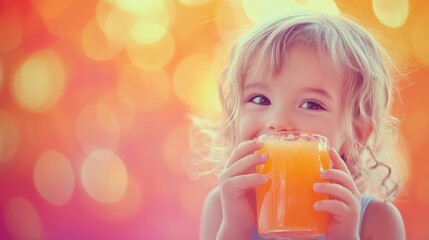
left=215, top=0, right=252, bottom=40
left=0, top=111, right=20, bottom=164
left=0, top=3, right=23, bottom=52
left=107, top=0, right=166, bottom=15
left=305, top=0, right=340, bottom=15
left=127, top=31, right=175, bottom=71
left=76, top=103, right=121, bottom=153
left=5, top=197, right=42, bottom=240
left=116, top=67, right=170, bottom=112
left=96, top=0, right=134, bottom=43
left=373, top=0, right=409, bottom=28
left=13, top=49, right=66, bottom=112
left=34, top=150, right=75, bottom=206
left=30, top=0, right=73, bottom=19
left=82, top=18, right=124, bottom=61
left=179, top=0, right=212, bottom=6
left=88, top=174, right=143, bottom=222
left=242, top=0, right=304, bottom=23
left=411, top=17, right=429, bottom=64
left=131, top=23, right=167, bottom=44
left=97, top=0, right=173, bottom=44
left=81, top=149, right=128, bottom=204
left=173, top=53, right=221, bottom=114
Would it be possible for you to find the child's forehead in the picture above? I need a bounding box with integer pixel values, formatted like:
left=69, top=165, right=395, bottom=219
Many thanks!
left=241, top=45, right=344, bottom=86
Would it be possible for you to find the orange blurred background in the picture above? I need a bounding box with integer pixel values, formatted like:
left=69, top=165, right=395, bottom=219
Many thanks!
left=0, top=0, right=428, bottom=239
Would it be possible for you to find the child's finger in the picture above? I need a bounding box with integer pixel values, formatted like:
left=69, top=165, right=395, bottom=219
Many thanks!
left=329, top=148, right=351, bottom=175
left=225, top=140, right=262, bottom=168
left=320, top=169, right=360, bottom=196
left=221, top=153, right=268, bottom=178
left=313, top=182, right=359, bottom=207
left=220, top=173, right=269, bottom=196
left=313, top=199, right=353, bottom=216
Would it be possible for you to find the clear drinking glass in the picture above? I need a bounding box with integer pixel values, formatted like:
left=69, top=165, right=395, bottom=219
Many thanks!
left=256, top=131, right=330, bottom=239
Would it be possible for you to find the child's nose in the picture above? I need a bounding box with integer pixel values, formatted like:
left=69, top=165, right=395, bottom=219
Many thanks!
left=266, top=113, right=295, bottom=132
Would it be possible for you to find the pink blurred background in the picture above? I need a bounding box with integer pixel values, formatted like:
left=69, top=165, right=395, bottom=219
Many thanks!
left=0, top=0, right=428, bottom=239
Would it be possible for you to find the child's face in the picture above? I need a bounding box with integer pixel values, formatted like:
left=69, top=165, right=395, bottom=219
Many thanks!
left=238, top=45, right=347, bottom=152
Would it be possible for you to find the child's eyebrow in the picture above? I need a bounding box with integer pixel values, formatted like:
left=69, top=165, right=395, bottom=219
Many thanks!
left=300, top=87, right=332, bottom=100
left=243, top=82, right=268, bottom=91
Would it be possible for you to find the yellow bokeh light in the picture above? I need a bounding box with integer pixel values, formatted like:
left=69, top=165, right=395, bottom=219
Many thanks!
left=305, top=0, right=339, bottom=15
left=373, top=0, right=409, bottom=28
left=179, top=0, right=212, bottom=6
left=82, top=18, right=124, bottom=61
left=0, top=111, right=20, bottom=164
left=13, top=49, right=66, bottom=112
left=97, top=0, right=172, bottom=44
left=31, top=0, right=73, bottom=19
left=116, top=66, right=170, bottom=112
left=97, top=0, right=135, bottom=43
left=76, top=103, right=120, bottom=153
left=81, top=149, right=128, bottom=204
left=127, top=31, right=175, bottom=71
left=87, top=174, right=143, bottom=222
left=0, top=4, right=23, bottom=52
left=242, top=0, right=305, bottom=23
left=412, top=17, right=429, bottom=64
left=5, top=197, right=42, bottom=240
left=131, top=23, right=167, bottom=44
left=107, top=0, right=166, bottom=15
left=215, top=0, right=252, bottom=40
left=173, top=53, right=221, bottom=115
left=34, top=150, right=75, bottom=206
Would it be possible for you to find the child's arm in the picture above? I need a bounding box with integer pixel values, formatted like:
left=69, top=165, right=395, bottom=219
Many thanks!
left=361, top=200, right=406, bottom=240
left=200, top=187, right=255, bottom=240
left=200, top=187, right=222, bottom=240
left=200, top=140, right=268, bottom=240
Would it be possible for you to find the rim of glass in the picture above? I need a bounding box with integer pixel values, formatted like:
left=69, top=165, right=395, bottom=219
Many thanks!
left=257, top=131, right=328, bottom=142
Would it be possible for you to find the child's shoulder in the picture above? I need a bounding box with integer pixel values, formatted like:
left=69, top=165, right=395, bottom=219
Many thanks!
left=203, top=187, right=221, bottom=208
left=202, top=187, right=222, bottom=220
left=361, top=197, right=406, bottom=239
left=200, top=187, right=222, bottom=239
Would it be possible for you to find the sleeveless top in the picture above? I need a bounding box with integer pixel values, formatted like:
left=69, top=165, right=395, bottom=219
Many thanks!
left=252, top=195, right=375, bottom=240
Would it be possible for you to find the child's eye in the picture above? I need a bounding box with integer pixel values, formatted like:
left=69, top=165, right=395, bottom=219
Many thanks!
left=299, top=100, right=325, bottom=110
left=248, top=95, right=271, bottom=105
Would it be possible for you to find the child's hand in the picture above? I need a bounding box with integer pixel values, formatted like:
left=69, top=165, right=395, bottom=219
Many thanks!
left=313, top=148, right=361, bottom=240
left=217, top=140, right=269, bottom=234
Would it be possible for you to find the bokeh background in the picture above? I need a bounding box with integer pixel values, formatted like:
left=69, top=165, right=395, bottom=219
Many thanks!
left=0, top=0, right=428, bottom=239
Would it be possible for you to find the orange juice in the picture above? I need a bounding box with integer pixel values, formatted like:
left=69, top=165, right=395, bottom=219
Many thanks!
left=256, top=132, right=330, bottom=239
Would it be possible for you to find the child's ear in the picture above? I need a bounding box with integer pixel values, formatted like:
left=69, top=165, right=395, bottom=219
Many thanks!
left=355, top=118, right=373, bottom=147
left=338, top=118, right=373, bottom=159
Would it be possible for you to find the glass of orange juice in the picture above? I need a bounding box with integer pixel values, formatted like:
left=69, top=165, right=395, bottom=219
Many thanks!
left=255, top=131, right=330, bottom=239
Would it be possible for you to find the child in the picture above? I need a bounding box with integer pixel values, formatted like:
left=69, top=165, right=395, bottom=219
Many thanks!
left=191, top=11, right=407, bottom=240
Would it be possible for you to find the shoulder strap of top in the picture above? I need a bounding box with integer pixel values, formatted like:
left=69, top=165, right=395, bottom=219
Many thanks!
left=358, top=194, right=376, bottom=234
